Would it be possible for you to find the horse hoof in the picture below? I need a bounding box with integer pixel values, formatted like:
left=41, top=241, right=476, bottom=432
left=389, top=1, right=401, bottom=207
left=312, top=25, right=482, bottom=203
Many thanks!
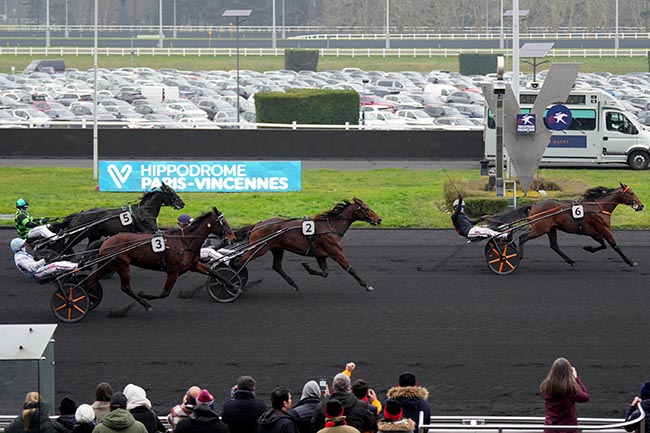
left=631, top=262, right=638, bottom=267
left=146, top=307, right=153, bottom=312
left=366, top=286, right=374, bottom=292
left=570, top=262, right=577, bottom=267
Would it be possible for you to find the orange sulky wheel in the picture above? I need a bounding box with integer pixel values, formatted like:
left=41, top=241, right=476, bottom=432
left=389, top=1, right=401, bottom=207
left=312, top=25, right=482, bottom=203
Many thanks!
left=485, top=238, right=520, bottom=275
left=50, top=283, right=90, bottom=323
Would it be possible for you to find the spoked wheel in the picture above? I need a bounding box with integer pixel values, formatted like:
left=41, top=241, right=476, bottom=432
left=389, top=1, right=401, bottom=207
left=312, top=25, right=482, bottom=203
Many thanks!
left=50, top=283, right=90, bottom=323
left=485, top=239, right=520, bottom=275
left=206, top=265, right=244, bottom=303
left=70, top=272, right=103, bottom=310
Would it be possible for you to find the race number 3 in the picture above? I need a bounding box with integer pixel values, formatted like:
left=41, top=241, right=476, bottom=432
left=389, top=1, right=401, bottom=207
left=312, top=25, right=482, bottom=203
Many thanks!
left=150, top=236, right=165, bottom=252
left=302, top=220, right=315, bottom=236
left=572, top=205, right=584, bottom=219
left=119, top=211, right=133, bottom=226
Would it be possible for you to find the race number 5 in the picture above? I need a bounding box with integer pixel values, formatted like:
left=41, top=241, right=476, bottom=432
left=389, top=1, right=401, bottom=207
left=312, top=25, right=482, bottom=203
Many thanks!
left=572, top=205, right=584, bottom=219
left=302, top=220, right=315, bottom=236
left=150, top=236, right=165, bottom=253
left=119, top=211, right=133, bottom=226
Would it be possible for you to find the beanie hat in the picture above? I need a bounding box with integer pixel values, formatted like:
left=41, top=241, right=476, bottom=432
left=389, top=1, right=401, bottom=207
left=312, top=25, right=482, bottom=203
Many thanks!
left=75, top=404, right=95, bottom=423
left=383, top=399, right=403, bottom=421
left=196, top=389, right=214, bottom=408
left=59, top=397, right=77, bottom=416
left=640, top=381, right=650, bottom=400
left=110, top=392, right=128, bottom=410
left=325, top=399, right=344, bottom=419
left=398, top=372, right=416, bottom=387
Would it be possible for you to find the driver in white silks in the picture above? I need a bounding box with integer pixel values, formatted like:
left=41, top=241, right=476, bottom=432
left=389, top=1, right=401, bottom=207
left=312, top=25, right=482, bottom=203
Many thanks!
left=177, top=214, right=234, bottom=265
left=451, top=193, right=507, bottom=240
left=11, top=238, right=78, bottom=281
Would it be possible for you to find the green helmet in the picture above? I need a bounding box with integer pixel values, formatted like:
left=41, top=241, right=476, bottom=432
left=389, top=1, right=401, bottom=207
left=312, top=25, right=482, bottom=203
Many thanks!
left=16, top=198, right=28, bottom=208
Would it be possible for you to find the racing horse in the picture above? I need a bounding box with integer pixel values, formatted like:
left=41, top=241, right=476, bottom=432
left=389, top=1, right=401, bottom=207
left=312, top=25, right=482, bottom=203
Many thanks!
left=487, top=183, right=644, bottom=266
left=85, top=207, right=235, bottom=311
left=46, top=182, right=185, bottom=255
left=232, top=197, right=382, bottom=291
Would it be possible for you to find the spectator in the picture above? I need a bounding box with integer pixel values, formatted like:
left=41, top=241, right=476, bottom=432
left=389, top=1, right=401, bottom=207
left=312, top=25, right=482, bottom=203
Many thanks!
left=377, top=400, right=414, bottom=433
left=92, top=393, right=147, bottom=433
left=540, top=357, right=589, bottom=433
left=72, top=404, right=97, bottom=433
left=222, top=375, right=268, bottom=433
left=311, top=373, right=376, bottom=433
left=175, top=389, right=228, bottom=433
left=6, top=391, right=54, bottom=433
left=53, top=397, right=78, bottom=433
left=315, top=399, right=358, bottom=433
left=292, top=381, right=324, bottom=433
left=385, top=372, right=431, bottom=431
left=351, top=380, right=382, bottom=416
left=624, top=381, right=650, bottom=432
left=14, top=198, right=55, bottom=240
left=91, top=382, right=113, bottom=423
left=167, top=385, right=201, bottom=431
left=257, top=386, right=297, bottom=433
left=123, top=384, right=165, bottom=433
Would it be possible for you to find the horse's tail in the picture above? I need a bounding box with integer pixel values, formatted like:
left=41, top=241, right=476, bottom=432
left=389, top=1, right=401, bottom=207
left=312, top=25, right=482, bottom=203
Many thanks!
left=233, top=224, right=255, bottom=242
left=484, top=205, right=532, bottom=229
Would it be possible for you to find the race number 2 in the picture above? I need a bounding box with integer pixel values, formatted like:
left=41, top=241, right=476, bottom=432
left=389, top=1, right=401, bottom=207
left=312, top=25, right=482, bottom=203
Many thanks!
left=119, top=211, right=133, bottom=226
left=572, top=205, right=584, bottom=219
left=302, top=220, right=315, bottom=236
left=150, top=236, right=165, bottom=253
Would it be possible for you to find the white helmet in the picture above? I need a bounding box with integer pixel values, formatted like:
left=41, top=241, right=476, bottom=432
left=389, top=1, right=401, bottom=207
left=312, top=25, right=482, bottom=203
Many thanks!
left=10, top=238, right=25, bottom=253
left=452, top=199, right=465, bottom=210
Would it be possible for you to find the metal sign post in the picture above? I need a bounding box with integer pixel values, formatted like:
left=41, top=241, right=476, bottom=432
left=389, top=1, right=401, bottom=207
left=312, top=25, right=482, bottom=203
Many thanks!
left=494, top=55, right=506, bottom=197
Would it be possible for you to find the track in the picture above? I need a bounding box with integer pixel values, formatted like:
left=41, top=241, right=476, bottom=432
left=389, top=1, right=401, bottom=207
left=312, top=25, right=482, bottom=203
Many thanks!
left=1, top=228, right=649, bottom=419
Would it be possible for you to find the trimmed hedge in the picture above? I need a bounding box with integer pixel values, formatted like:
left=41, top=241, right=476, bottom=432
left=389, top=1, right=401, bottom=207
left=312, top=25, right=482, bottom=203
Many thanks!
left=284, top=49, right=319, bottom=72
left=459, top=53, right=500, bottom=76
left=255, top=89, right=359, bottom=125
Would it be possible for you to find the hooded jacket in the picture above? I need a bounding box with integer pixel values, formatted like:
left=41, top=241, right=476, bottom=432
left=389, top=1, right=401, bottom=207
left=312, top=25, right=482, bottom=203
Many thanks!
left=174, top=405, right=229, bottom=433
left=257, top=408, right=297, bottom=433
left=92, top=409, right=148, bottom=433
left=624, top=399, right=650, bottom=433
left=292, top=381, right=323, bottom=433
left=384, top=387, right=431, bottom=430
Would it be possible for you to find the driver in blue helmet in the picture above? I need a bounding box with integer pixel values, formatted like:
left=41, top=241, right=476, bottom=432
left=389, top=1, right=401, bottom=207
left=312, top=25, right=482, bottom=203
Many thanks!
left=451, top=193, right=506, bottom=239
left=10, top=238, right=78, bottom=281
left=14, top=198, right=56, bottom=241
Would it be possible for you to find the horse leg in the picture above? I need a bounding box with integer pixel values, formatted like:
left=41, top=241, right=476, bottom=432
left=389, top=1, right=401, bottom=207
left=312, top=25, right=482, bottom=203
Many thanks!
left=602, top=233, right=637, bottom=267
left=271, top=248, right=300, bottom=291
left=583, top=236, right=607, bottom=254
left=138, top=273, right=179, bottom=300
left=547, top=228, right=576, bottom=266
left=113, top=265, right=154, bottom=311
left=301, top=257, right=329, bottom=278
left=327, top=250, right=374, bottom=292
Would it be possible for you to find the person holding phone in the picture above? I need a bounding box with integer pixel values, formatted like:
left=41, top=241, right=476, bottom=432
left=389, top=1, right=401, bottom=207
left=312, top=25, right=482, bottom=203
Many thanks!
left=540, top=358, right=589, bottom=433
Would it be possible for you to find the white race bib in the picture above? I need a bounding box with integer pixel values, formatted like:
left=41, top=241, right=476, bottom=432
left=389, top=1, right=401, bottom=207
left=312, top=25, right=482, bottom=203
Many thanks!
left=150, top=236, right=165, bottom=252
left=302, top=220, right=315, bottom=236
left=572, top=205, right=584, bottom=219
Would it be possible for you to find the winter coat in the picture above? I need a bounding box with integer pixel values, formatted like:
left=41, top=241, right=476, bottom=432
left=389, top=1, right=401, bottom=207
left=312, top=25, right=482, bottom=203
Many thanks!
left=91, top=402, right=111, bottom=423
left=175, top=405, right=229, bottom=433
left=129, top=406, right=165, bottom=433
left=292, top=397, right=321, bottom=433
left=72, top=422, right=97, bottom=433
left=377, top=418, right=415, bottom=433
left=221, top=390, right=268, bottom=433
left=311, top=393, right=376, bottom=433
left=167, top=403, right=197, bottom=431
left=384, top=387, right=431, bottom=430
left=54, top=414, right=77, bottom=433
left=624, top=399, right=650, bottom=433
left=92, top=409, right=148, bottom=433
left=542, top=375, right=589, bottom=433
left=257, top=408, right=297, bottom=433
left=6, top=405, right=54, bottom=433
left=315, top=423, right=359, bottom=433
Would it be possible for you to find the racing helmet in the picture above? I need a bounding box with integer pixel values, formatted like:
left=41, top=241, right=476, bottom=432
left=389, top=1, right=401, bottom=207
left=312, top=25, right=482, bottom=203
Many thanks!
left=452, top=198, right=465, bottom=211
left=177, top=213, right=193, bottom=226
left=16, top=198, right=29, bottom=209
left=10, top=238, right=25, bottom=253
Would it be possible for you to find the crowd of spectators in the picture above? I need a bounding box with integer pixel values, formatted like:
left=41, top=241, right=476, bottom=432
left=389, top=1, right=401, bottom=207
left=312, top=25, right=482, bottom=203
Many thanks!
left=4, top=359, right=649, bottom=433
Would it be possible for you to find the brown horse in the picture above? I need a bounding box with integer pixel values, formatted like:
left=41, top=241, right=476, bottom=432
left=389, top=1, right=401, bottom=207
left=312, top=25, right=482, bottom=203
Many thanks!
left=489, top=183, right=644, bottom=267
left=87, top=207, right=235, bottom=311
left=233, top=197, right=382, bottom=291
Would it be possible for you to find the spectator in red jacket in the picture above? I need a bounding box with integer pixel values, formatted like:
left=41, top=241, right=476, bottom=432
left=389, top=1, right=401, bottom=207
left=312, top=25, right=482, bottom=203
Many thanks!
left=540, top=358, right=589, bottom=433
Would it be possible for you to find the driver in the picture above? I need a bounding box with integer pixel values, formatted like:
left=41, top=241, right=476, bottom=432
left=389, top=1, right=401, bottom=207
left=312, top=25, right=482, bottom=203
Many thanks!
left=177, top=214, right=233, bottom=264
left=451, top=193, right=507, bottom=240
left=14, top=198, right=56, bottom=241
left=11, top=238, right=78, bottom=281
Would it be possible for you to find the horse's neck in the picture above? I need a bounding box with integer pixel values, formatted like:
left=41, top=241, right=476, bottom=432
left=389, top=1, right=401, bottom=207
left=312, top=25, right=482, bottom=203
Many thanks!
left=137, top=193, right=164, bottom=216
left=591, top=195, right=619, bottom=213
left=322, top=213, right=354, bottom=234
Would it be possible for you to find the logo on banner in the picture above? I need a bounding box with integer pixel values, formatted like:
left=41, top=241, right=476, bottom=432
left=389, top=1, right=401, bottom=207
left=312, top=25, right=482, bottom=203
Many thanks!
left=546, top=104, right=572, bottom=131
left=516, top=113, right=536, bottom=134
left=107, top=164, right=133, bottom=189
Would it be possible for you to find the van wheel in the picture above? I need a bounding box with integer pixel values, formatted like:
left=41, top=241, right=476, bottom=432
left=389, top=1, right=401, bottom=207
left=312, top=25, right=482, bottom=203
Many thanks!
left=627, top=151, right=649, bottom=170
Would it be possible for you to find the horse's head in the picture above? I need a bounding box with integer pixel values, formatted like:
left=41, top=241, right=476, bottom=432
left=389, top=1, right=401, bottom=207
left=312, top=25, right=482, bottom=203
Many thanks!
left=160, top=182, right=185, bottom=210
left=210, top=207, right=236, bottom=242
left=619, top=183, right=644, bottom=211
left=351, top=197, right=382, bottom=226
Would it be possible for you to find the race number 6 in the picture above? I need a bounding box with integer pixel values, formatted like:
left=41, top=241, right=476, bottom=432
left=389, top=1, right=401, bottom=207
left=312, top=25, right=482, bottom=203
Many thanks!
left=572, top=205, right=584, bottom=219
left=302, top=220, right=315, bottom=236
left=119, top=211, right=134, bottom=226
left=150, top=236, right=165, bottom=253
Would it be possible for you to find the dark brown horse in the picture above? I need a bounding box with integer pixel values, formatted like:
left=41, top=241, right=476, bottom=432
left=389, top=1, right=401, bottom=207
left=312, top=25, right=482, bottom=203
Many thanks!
left=86, top=207, right=235, bottom=311
left=488, top=183, right=644, bottom=266
left=233, top=197, right=382, bottom=291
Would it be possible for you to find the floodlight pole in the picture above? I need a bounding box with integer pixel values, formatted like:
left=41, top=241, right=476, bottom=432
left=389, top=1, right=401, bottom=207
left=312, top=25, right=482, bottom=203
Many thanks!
left=272, top=0, right=277, bottom=49
left=158, top=0, right=164, bottom=48
left=614, top=0, right=619, bottom=52
left=499, top=0, right=504, bottom=49
left=236, top=16, right=241, bottom=124
left=65, top=0, right=69, bottom=38
left=281, top=0, right=285, bottom=39
left=93, top=0, right=98, bottom=180
left=385, top=0, right=390, bottom=49
left=173, top=0, right=177, bottom=39
left=45, top=0, right=50, bottom=47
left=511, top=0, right=520, bottom=99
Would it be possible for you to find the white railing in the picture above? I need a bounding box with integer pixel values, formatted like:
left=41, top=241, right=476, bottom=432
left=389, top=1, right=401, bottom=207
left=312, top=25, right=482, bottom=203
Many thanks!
left=294, top=31, right=650, bottom=41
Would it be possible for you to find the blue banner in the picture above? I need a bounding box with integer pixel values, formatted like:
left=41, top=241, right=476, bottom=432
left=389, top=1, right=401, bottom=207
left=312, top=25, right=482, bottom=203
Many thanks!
left=548, top=136, right=587, bottom=148
left=99, top=161, right=302, bottom=192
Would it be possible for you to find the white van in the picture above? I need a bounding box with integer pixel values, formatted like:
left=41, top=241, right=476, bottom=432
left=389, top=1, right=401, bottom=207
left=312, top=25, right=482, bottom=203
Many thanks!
left=138, top=86, right=180, bottom=103
left=484, top=89, right=650, bottom=170
left=422, top=84, right=458, bottom=102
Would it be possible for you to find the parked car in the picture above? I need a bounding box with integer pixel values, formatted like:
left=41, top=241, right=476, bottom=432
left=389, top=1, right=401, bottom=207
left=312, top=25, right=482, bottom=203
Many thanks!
left=11, top=108, right=52, bottom=127
left=195, top=98, right=238, bottom=120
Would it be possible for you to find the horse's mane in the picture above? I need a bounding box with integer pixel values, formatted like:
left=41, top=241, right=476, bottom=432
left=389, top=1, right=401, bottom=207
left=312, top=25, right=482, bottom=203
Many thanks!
left=582, top=186, right=615, bottom=200
left=484, top=205, right=532, bottom=228
left=314, top=200, right=351, bottom=219
left=140, top=188, right=162, bottom=202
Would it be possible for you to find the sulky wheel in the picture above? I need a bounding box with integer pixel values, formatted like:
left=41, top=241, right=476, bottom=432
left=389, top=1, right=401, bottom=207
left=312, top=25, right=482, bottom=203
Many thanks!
left=70, top=272, right=103, bottom=310
left=211, top=261, right=249, bottom=289
left=485, top=239, right=520, bottom=275
left=50, top=283, right=90, bottom=323
left=206, top=265, right=244, bottom=303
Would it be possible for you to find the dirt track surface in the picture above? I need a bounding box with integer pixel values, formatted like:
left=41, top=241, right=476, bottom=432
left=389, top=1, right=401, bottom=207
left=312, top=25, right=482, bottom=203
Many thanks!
left=1, top=228, right=649, bottom=420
